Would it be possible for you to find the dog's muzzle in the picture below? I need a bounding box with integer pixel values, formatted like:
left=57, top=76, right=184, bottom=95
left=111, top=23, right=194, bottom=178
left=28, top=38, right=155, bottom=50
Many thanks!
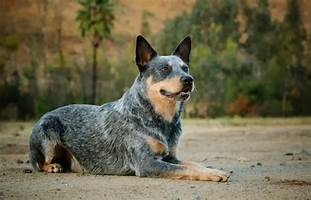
left=160, top=76, right=194, bottom=102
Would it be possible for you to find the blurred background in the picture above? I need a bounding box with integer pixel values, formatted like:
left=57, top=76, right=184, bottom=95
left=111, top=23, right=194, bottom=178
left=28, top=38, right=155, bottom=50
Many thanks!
left=0, top=0, right=310, bottom=120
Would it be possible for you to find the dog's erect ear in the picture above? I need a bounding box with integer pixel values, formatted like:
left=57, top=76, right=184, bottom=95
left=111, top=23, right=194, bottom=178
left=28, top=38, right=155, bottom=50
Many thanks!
left=136, top=35, right=157, bottom=72
left=172, top=36, right=191, bottom=64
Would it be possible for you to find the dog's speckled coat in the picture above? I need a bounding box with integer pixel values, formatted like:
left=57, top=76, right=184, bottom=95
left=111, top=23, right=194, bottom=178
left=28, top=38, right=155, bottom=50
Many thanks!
left=29, top=36, right=230, bottom=181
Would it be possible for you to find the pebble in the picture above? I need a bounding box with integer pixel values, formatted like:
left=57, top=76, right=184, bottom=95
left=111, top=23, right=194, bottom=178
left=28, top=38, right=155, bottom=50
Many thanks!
left=23, top=168, right=33, bottom=173
left=14, top=132, right=20, bottom=137
left=264, top=176, right=271, bottom=181
left=16, top=159, right=24, bottom=164
left=19, top=125, right=25, bottom=130
left=238, top=157, right=250, bottom=162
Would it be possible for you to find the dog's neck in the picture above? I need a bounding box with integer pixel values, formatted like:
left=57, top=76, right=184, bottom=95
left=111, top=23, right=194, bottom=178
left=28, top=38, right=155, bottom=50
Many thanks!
left=115, top=77, right=183, bottom=124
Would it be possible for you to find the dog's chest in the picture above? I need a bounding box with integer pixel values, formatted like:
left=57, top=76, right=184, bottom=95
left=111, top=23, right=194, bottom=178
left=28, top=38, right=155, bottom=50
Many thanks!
left=145, top=120, right=181, bottom=148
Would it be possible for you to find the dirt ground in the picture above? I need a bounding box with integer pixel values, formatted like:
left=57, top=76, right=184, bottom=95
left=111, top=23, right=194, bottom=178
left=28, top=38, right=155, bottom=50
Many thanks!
left=0, top=119, right=311, bottom=200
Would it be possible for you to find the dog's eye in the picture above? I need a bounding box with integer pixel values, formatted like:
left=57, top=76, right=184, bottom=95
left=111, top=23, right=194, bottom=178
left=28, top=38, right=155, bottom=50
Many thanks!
left=161, top=65, right=171, bottom=72
left=181, top=65, right=189, bottom=73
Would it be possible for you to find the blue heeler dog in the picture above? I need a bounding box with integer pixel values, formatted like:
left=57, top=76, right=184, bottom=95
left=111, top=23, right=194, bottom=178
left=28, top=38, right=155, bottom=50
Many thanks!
left=29, top=36, right=230, bottom=181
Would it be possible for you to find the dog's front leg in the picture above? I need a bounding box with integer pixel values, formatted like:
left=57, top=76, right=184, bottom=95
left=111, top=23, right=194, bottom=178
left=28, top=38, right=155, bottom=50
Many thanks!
left=180, top=160, right=230, bottom=180
left=163, top=144, right=230, bottom=180
left=137, top=158, right=230, bottom=182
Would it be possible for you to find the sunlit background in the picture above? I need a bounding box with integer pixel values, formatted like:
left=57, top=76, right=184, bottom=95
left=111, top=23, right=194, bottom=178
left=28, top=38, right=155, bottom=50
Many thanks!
left=0, top=0, right=310, bottom=120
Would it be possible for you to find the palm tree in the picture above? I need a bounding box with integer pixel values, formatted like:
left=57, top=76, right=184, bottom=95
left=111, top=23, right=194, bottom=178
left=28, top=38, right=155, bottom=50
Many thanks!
left=76, top=0, right=114, bottom=104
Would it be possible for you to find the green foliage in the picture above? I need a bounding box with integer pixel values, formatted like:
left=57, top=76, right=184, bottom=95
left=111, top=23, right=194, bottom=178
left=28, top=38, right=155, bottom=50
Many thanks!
left=157, top=14, right=192, bottom=54
left=140, top=10, right=154, bottom=37
left=241, top=0, right=277, bottom=63
left=191, top=0, right=239, bottom=52
left=76, top=0, right=114, bottom=40
left=157, top=0, right=309, bottom=117
left=0, top=34, right=20, bottom=51
left=1, top=0, right=310, bottom=119
left=76, top=0, right=115, bottom=104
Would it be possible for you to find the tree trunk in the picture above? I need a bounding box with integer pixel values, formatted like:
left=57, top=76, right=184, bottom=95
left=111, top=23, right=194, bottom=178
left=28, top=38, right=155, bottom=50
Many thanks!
left=41, top=0, right=48, bottom=70
left=91, top=44, right=97, bottom=104
left=55, top=0, right=64, bottom=67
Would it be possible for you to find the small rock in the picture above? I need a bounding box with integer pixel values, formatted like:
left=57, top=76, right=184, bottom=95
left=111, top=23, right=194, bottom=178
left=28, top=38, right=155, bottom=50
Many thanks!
left=19, top=125, right=25, bottom=130
left=26, top=160, right=30, bottom=164
left=238, top=157, right=250, bottom=163
left=264, top=176, right=271, bottom=181
left=23, top=168, right=33, bottom=173
left=250, top=165, right=255, bottom=168
left=280, top=162, right=286, bottom=166
left=284, top=152, right=293, bottom=156
left=190, top=185, right=196, bottom=188
left=14, top=132, right=20, bottom=137
left=56, top=188, right=61, bottom=191
left=257, top=162, right=262, bottom=166
left=230, top=170, right=234, bottom=174
left=16, top=159, right=24, bottom=164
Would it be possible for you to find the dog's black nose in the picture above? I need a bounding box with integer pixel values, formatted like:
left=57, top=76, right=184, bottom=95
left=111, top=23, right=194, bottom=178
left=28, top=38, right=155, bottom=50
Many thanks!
left=181, top=76, right=193, bottom=85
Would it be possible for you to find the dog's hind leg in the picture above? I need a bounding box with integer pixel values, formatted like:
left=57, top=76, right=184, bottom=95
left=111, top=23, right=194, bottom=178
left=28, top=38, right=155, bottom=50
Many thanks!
left=30, top=115, right=71, bottom=173
left=40, top=141, right=63, bottom=173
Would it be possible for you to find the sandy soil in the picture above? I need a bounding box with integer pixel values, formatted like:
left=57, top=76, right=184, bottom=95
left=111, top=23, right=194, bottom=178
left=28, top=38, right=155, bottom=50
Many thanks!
left=0, top=119, right=311, bottom=200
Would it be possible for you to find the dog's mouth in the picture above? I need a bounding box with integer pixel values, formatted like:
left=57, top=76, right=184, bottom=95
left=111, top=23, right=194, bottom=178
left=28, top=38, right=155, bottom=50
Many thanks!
left=160, top=88, right=192, bottom=101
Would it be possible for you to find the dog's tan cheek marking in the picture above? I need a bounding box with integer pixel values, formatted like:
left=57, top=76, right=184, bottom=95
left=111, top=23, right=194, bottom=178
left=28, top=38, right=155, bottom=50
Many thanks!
left=145, top=136, right=168, bottom=155
left=146, top=76, right=182, bottom=122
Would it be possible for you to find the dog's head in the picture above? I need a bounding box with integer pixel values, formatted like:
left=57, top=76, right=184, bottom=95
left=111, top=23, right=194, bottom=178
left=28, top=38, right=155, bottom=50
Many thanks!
left=135, top=35, right=194, bottom=121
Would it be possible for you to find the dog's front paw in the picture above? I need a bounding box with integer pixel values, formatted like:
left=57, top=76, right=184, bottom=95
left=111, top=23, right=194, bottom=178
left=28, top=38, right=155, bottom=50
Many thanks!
left=204, top=168, right=230, bottom=182
left=43, top=163, right=63, bottom=173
